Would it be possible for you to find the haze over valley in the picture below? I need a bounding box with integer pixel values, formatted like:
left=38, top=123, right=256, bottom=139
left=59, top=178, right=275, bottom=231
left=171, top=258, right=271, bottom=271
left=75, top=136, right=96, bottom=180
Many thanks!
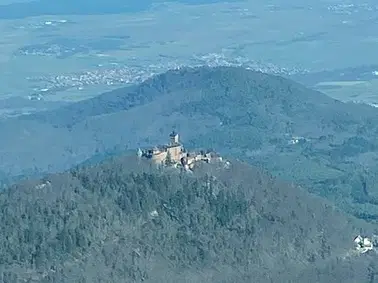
left=2, top=0, right=378, bottom=113
left=2, top=0, right=378, bottom=282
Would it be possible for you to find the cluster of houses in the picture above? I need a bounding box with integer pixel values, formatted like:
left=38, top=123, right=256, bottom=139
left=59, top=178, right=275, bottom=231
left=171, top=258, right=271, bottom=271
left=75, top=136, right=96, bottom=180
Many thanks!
left=354, top=235, right=376, bottom=254
left=137, top=131, right=224, bottom=171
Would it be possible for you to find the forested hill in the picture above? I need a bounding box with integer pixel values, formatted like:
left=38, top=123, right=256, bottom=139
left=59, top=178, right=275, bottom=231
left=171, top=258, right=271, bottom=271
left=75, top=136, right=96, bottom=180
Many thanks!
left=2, top=66, right=378, bottom=223
left=21, top=65, right=375, bottom=129
left=2, top=65, right=377, bottom=178
left=0, top=155, right=376, bottom=282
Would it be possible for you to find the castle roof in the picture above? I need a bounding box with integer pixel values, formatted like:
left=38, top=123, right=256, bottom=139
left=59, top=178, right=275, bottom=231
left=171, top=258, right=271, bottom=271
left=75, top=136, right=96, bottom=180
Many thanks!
left=155, top=145, right=168, bottom=151
left=169, top=131, right=178, bottom=137
left=166, top=143, right=181, bottom=148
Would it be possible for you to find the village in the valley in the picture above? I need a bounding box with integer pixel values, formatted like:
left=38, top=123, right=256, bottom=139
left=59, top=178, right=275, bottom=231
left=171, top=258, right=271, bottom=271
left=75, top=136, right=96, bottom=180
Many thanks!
left=137, top=131, right=229, bottom=171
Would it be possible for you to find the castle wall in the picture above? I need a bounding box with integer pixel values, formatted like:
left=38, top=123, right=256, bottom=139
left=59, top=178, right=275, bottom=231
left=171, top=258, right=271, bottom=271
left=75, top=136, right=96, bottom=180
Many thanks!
left=151, top=151, right=168, bottom=164
left=167, top=145, right=182, bottom=162
left=141, top=132, right=221, bottom=169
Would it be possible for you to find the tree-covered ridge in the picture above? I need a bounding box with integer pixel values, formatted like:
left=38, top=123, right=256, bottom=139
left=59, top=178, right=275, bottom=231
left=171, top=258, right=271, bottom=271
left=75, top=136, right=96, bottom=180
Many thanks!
left=1, top=65, right=372, bottom=175
left=0, top=155, right=375, bottom=282
left=2, top=65, right=378, bottom=223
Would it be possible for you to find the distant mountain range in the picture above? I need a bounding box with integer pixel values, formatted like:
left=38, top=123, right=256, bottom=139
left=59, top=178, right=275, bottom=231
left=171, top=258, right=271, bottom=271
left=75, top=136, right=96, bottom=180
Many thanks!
left=2, top=66, right=378, bottom=222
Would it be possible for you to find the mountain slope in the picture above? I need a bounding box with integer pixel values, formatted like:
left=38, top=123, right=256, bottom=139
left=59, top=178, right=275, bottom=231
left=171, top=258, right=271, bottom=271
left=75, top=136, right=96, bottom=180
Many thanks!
left=23, top=65, right=375, bottom=130
left=0, top=156, right=375, bottom=282
left=296, top=252, right=378, bottom=283
left=21, top=73, right=173, bottom=127
left=2, top=66, right=378, bottom=221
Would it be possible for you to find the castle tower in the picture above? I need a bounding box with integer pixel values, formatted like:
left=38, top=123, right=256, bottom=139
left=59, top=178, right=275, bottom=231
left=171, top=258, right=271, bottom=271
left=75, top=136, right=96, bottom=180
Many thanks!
left=136, top=148, right=143, bottom=157
left=169, top=131, right=179, bottom=145
left=167, top=131, right=182, bottom=163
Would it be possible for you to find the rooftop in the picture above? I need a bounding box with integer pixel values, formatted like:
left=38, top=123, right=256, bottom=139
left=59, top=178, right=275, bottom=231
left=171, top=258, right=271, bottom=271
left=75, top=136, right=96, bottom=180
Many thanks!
left=169, top=131, right=178, bottom=137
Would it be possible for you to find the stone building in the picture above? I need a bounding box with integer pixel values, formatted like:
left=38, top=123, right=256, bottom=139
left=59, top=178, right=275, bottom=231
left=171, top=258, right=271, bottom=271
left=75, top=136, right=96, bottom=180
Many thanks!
left=166, top=131, right=182, bottom=163
left=138, top=131, right=223, bottom=170
left=139, top=131, right=183, bottom=165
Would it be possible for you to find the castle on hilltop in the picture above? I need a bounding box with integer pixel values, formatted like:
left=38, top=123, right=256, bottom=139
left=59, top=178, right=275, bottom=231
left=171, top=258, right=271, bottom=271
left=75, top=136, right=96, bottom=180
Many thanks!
left=137, top=131, right=222, bottom=170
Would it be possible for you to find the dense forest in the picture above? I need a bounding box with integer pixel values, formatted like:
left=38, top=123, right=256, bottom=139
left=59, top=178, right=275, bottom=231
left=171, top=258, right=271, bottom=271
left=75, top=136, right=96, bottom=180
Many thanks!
left=2, top=66, right=378, bottom=227
left=0, top=155, right=376, bottom=282
left=2, top=66, right=378, bottom=223
left=3, top=66, right=378, bottom=281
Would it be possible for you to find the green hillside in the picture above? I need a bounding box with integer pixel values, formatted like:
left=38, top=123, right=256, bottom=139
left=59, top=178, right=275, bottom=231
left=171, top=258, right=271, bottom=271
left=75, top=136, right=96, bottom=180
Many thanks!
left=2, top=66, right=378, bottom=221
left=0, top=155, right=375, bottom=282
